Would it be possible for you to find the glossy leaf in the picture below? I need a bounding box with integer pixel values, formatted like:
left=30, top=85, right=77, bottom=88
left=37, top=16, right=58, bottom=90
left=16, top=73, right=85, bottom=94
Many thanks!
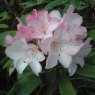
left=8, top=74, right=41, bottom=95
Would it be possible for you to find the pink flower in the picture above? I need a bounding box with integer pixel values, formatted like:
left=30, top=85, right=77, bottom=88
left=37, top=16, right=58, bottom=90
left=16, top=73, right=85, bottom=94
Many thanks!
left=16, top=17, right=34, bottom=42
left=5, top=9, right=61, bottom=45
left=26, top=9, right=61, bottom=40
left=61, top=5, right=87, bottom=41
left=16, top=9, right=61, bottom=41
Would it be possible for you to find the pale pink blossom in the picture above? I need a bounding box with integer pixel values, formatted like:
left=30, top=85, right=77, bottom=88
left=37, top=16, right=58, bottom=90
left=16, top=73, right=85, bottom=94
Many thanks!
left=16, top=9, right=61, bottom=41
left=61, top=5, right=87, bottom=41
left=5, top=38, right=45, bottom=76
left=40, top=27, right=84, bottom=69
left=26, top=9, right=61, bottom=40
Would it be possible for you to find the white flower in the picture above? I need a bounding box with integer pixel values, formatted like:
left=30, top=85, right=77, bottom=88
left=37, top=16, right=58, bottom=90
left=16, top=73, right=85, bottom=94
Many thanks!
left=5, top=38, right=45, bottom=76
left=68, top=38, right=91, bottom=76
left=40, top=28, right=84, bottom=69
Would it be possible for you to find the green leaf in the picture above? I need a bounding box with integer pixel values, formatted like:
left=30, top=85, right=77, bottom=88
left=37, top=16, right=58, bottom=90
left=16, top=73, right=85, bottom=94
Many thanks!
left=70, top=0, right=81, bottom=9
left=0, top=30, right=16, bottom=47
left=20, top=15, right=26, bottom=24
left=8, top=74, right=41, bottom=95
left=88, top=30, right=95, bottom=40
left=44, top=0, right=68, bottom=10
left=77, top=64, right=95, bottom=78
left=20, top=1, right=38, bottom=8
left=59, top=71, right=76, bottom=95
left=0, top=24, right=9, bottom=28
left=39, top=68, right=56, bottom=85
left=37, top=0, right=44, bottom=4
left=43, top=81, right=57, bottom=95
left=3, top=59, right=13, bottom=69
left=0, top=11, right=10, bottom=20
left=62, top=3, right=70, bottom=15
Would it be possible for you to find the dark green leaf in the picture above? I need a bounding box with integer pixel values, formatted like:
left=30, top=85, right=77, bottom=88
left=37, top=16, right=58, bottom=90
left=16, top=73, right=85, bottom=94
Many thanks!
left=88, top=30, right=95, bottom=40
left=20, top=1, right=38, bottom=8
left=59, top=71, right=76, bottom=95
left=44, top=0, right=68, bottom=10
left=3, top=59, right=13, bottom=69
left=70, top=0, right=80, bottom=9
left=0, top=11, right=10, bottom=20
left=37, top=0, right=44, bottom=4
left=43, top=81, right=57, bottom=95
left=39, top=68, right=56, bottom=85
left=77, top=64, right=95, bottom=78
left=8, top=74, right=41, bottom=95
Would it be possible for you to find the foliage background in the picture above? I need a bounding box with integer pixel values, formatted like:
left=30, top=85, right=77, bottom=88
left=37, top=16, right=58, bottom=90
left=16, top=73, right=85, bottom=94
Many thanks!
left=0, top=0, right=95, bottom=95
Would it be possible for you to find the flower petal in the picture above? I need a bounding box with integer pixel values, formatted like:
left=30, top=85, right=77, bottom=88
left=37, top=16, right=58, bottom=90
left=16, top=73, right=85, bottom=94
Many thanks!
left=46, top=53, right=58, bottom=69
left=40, top=37, right=52, bottom=54
left=68, top=64, right=77, bottom=76
left=14, top=59, right=28, bottom=74
left=47, top=18, right=59, bottom=35
left=62, top=43, right=83, bottom=55
left=36, top=51, right=45, bottom=62
left=59, top=53, right=72, bottom=68
left=5, top=35, right=13, bottom=45
left=5, top=46, right=25, bottom=60
left=49, top=10, right=61, bottom=19
left=68, top=13, right=83, bottom=26
left=29, top=61, right=42, bottom=76
left=73, top=56, right=84, bottom=68
left=5, top=38, right=27, bottom=60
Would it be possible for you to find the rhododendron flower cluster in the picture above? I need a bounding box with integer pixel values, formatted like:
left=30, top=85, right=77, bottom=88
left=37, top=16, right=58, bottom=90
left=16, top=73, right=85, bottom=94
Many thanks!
left=5, top=5, right=91, bottom=76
